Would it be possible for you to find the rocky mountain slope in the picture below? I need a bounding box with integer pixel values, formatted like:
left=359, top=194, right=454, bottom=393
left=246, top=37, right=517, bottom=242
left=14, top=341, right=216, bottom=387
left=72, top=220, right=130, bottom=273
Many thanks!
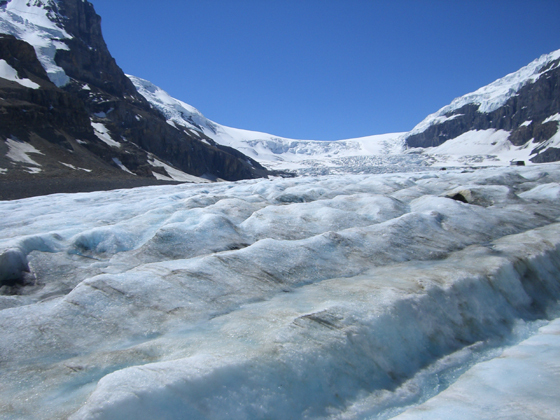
left=403, top=49, right=560, bottom=164
left=0, top=0, right=269, bottom=199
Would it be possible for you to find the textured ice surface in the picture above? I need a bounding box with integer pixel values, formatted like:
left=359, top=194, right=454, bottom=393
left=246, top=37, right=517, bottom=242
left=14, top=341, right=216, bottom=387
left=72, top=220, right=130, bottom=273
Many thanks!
left=1, top=164, right=560, bottom=419
left=393, top=318, right=560, bottom=420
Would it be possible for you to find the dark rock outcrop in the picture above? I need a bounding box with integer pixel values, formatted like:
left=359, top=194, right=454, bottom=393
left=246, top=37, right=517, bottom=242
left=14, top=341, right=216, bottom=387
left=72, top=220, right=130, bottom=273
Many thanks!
left=55, top=0, right=139, bottom=98
left=0, top=34, right=50, bottom=82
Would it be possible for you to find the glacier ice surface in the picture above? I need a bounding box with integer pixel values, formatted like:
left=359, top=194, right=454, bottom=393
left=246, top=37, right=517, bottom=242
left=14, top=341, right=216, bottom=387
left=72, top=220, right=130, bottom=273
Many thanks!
left=1, top=164, right=560, bottom=419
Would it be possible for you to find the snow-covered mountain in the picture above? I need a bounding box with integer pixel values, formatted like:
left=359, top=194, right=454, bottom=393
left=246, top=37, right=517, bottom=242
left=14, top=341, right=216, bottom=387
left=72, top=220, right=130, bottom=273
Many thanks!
left=0, top=0, right=270, bottom=199
left=130, top=74, right=407, bottom=174
left=131, top=49, right=560, bottom=174
left=404, top=49, right=560, bottom=165
left=0, top=0, right=72, bottom=87
left=1, top=0, right=559, bottom=190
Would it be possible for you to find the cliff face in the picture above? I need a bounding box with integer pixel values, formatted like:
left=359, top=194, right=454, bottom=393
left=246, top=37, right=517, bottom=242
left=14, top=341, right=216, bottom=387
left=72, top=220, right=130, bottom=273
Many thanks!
left=0, top=0, right=269, bottom=194
left=405, top=53, right=560, bottom=163
left=54, top=0, right=141, bottom=97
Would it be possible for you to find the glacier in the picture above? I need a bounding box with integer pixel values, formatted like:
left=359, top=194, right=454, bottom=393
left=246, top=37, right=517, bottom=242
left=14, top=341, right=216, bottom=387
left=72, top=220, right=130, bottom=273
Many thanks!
left=128, top=63, right=560, bottom=176
left=128, top=74, right=409, bottom=175
left=1, top=163, right=560, bottom=419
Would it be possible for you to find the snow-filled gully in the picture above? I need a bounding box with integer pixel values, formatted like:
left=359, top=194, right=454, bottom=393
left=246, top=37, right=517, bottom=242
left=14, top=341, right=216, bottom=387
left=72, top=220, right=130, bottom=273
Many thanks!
left=1, top=164, right=560, bottom=419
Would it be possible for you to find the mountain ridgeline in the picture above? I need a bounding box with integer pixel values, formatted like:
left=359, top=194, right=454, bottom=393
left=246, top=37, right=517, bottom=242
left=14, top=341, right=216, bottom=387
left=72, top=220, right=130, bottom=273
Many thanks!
left=0, top=0, right=559, bottom=199
left=0, top=0, right=270, bottom=199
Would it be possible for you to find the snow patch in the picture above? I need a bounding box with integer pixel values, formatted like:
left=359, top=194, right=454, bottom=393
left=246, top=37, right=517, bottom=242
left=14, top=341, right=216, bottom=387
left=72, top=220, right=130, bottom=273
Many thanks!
left=59, top=162, right=92, bottom=172
left=543, top=113, right=560, bottom=124
left=423, top=129, right=536, bottom=167
left=91, top=122, right=121, bottom=148
left=148, top=156, right=211, bottom=183
left=112, top=157, right=134, bottom=175
left=0, top=59, right=39, bottom=88
left=25, top=165, right=42, bottom=174
left=5, top=138, right=43, bottom=166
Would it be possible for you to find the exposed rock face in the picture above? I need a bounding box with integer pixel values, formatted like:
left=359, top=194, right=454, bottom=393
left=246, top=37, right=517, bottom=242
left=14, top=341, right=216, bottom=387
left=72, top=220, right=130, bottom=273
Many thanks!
left=405, top=56, right=560, bottom=163
left=0, top=0, right=270, bottom=195
left=0, top=34, right=49, bottom=81
left=0, top=35, right=89, bottom=135
left=55, top=0, right=141, bottom=97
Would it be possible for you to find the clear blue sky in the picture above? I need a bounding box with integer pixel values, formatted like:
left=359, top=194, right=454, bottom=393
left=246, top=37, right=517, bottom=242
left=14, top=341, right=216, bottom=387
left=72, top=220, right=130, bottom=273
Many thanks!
left=91, top=0, right=559, bottom=140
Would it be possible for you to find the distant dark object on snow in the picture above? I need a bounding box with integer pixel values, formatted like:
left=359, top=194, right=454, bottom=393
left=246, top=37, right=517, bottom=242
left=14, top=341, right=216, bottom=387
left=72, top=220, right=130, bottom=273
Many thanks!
left=510, top=161, right=526, bottom=166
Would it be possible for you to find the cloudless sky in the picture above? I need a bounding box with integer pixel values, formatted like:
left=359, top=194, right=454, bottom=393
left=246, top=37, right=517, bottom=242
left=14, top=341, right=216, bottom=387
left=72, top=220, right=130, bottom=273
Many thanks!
left=91, top=0, right=559, bottom=140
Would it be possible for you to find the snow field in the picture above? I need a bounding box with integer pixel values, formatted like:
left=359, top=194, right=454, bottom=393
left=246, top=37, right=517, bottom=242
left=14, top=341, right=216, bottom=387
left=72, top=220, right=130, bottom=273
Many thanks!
left=0, top=164, right=560, bottom=419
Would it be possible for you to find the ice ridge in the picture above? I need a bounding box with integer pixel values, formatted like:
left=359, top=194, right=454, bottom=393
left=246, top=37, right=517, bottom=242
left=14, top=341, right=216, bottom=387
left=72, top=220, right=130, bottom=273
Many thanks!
left=71, top=225, right=560, bottom=419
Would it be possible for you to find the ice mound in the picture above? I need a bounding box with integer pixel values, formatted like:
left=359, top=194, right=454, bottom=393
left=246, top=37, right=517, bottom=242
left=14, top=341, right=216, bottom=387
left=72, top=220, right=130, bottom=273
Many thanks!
left=0, top=248, right=28, bottom=285
left=1, top=164, right=560, bottom=419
